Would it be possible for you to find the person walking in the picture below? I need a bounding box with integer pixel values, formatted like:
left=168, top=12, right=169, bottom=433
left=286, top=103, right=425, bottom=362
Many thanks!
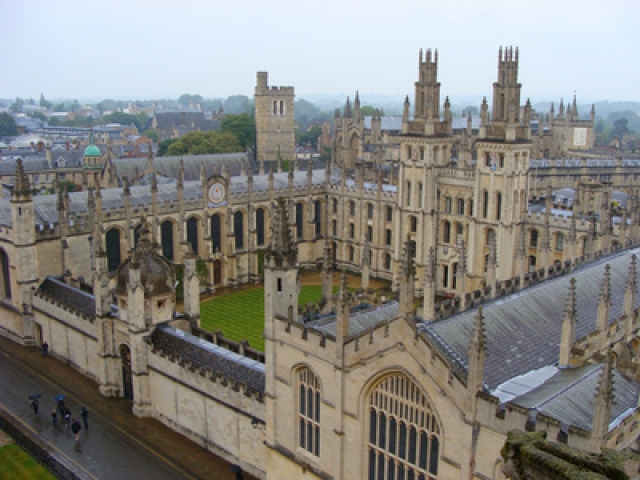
left=30, top=399, right=39, bottom=415
left=51, top=409, right=57, bottom=426
left=41, top=341, right=49, bottom=357
left=80, top=406, right=89, bottom=430
left=57, top=399, right=65, bottom=416
left=63, top=407, right=71, bottom=427
left=71, top=418, right=82, bottom=441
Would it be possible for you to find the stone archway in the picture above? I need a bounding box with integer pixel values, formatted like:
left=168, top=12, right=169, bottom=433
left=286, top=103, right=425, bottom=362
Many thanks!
left=120, top=344, right=133, bottom=400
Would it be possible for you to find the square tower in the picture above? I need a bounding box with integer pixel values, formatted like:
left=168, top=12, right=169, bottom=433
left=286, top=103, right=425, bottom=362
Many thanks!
left=254, top=72, right=295, bottom=165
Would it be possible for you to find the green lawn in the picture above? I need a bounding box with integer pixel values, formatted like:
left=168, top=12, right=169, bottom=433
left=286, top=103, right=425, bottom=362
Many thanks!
left=0, top=443, right=56, bottom=480
left=201, top=285, right=328, bottom=352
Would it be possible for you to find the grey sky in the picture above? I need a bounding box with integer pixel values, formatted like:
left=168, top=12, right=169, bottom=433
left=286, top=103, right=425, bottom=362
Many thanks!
left=2, top=0, right=639, bottom=104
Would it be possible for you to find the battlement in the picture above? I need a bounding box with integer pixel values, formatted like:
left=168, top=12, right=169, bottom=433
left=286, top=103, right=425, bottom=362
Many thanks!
left=151, top=325, right=265, bottom=401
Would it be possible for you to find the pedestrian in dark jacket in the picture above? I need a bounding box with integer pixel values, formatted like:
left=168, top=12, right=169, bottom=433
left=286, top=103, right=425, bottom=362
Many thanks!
left=41, top=341, right=49, bottom=357
left=80, top=406, right=89, bottom=430
left=71, top=418, right=82, bottom=441
left=63, top=407, right=71, bottom=427
left=51, top=409, right=57, bottom=426
left=30, top=399, right=39, bottom=415
left=57, top=399, right=65, bottom=416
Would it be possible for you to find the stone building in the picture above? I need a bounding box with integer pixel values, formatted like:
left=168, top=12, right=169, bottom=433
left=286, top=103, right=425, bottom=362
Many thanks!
left=1, top=47, right=640, bottom=479
left=254, top=71, right=296, bottom=167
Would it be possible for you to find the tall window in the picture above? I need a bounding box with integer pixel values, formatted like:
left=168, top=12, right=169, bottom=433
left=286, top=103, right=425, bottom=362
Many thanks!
left=411, top=216, right=417, bottom=233
left=457, top=198, right=465, bottom=215
left=186, top=217, right=199, bottom=256
left=332, top=198, right=338, bottom=213
left=443, top=221, right=451, bottom=243
left=296, top=203, right=304, bottom=240
left=482, top=191, right=489, bottom=219
left=349, top=223, right=355, bottom=239
left=211, top=214, right=222, bottom=253
left=384, top=253, right=391, bottom=270
left=386, top=206, right=393, bottom=222
left=350, top=201, right=356, bottom=216
left=368, top=374, right=440, bottom=480
left=530, top=229, right=538, bottom=248
left=332, top=220, right=337, bottom=236
left=496, top=192, right=502, bottom=221
left=444, top=197, right=451, bottom=213
left=256, top=208, right=265, bottom=246
left=386, top=229, right=392, bottom=246
left=298, top=367, right=321, bottom=456
left=234, top=212, right=244, bottom=250
left=556, top=233, right=564, bottom=252
left=368, top=203, right=374, bottom=219
left=0, top=249, right=10, bottom=299
left=406, top=182, right=412, bottom=206
left=367, top=225, right=373, bottom=242
left=314, top=200, right=322, bottom=237
left=418, top=182, right=423, bottom=208
left=106, top=228, right=121, bottom=272
left=161, top=221, right=174, bottom=261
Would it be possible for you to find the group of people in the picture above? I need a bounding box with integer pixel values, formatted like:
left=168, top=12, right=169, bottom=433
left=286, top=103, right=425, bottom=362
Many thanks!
left=31, top=397, right=89, bottom=441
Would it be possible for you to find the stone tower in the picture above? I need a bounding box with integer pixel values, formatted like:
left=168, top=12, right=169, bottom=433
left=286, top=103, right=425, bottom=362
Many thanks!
left=254, top=72, right=295, bottom=166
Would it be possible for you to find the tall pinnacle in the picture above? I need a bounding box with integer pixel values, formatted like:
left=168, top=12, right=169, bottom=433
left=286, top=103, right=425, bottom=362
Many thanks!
left=265, top=198, right=297, bottom=268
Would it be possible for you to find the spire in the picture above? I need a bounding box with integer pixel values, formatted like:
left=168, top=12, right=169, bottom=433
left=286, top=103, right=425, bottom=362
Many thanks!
left=465, top=306, right=487, bottom=415
left=13, top=158, right=31, bottom=199
left=399, top=238, right=415, bottom=319
left=590, top=352, right=615, bottom=450
left=265, top=197, right=297, bottom=268
left=596, top=265, right=612, bottom=349
left=624, top=255, right=637, bottom=318
left=402, top=95, right=410, bottom=123
left=354, top=91, right=361, bottom=118
left=559, top=277, right=578, bottom=368
left=343, top=97, right=352, bottom=118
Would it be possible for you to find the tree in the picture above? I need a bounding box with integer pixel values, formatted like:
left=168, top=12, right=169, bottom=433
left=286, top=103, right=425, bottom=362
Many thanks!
left=28, top=112, right=47, bottom=122
left=178, top=94, right=204, bottom=108
left=100, top=111, right=149, bottom=131
left=143, top=130, right=159, bottom=142
left=0, top=112, right=18, bottom=136
left=53, top=102, right=66, bottom=112
left=611, top=118, right=630, bottom=140
left=165, top=131, right=242, bottom=156
left=223, top=95, right=251, bottom=114
left=360, top=106, right=377, bottom=116
left=157, top=138, right=178, bottom=157
left=221, top=113, right=255, bottom=149
left=39, top=94, right=52, bottom=110
left=296, top=125, right=322, bottom=148
left=9, top=97, right=24, bottom=113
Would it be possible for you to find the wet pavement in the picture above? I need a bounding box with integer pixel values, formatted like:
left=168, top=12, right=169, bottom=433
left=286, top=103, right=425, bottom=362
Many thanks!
left=0, top=335, right=257, bottom=480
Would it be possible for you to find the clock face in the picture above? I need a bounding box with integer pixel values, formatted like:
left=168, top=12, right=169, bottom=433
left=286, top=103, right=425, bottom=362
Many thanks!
left=208, top=183, right=226, bottom=204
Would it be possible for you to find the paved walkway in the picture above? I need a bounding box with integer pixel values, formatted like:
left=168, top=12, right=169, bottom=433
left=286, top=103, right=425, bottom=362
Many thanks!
left=0, top=336, right=256, bottom=480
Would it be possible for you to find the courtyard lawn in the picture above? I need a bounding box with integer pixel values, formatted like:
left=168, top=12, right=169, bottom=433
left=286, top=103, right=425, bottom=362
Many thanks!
left=0, top=443, right=56, bottom=480
left=200, top=285, right=327, bottom=352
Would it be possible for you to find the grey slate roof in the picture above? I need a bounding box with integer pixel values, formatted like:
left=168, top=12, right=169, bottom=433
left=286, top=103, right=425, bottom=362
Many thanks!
left=110, top=152, right=251, bottom=183
left=506, top=364, right=638, bottom=431
left=35, top=276, right=96, bottom=318
left=151, top=324, right=265, bottom=394
left=308, top=301, right=399, bottom=337
left=423, top=248, right=640, bottom=390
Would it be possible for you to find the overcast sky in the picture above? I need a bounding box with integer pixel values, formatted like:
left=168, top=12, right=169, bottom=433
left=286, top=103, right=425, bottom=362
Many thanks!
left=2, top=0, right=639, bottom=105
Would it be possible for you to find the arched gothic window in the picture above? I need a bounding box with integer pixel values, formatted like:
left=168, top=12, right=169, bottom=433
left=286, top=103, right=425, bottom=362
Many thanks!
left=0, top=249, right=11, bottom=299
left=298, top=367, right=321, bottom=456
left=211, top=214, right=222, bottom=253
left=186, top=217, right=199, bottom=256
left=368, top=374, right=440, bottom=479
left=234, top=212, right=244, bottom=250
left=106, top=228, right=121, bottom=272
left=161, top=220, right=174, bottom=261
left=443, top=221, right=451, bottom=243
left=256, top=208, right=265, bottom=246
left=296, top=203, right=304, bottom=240
left=314, top=200, right=322, bottom=237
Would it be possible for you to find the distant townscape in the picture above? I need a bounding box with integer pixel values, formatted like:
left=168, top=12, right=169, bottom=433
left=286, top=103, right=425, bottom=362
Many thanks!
left=2, top=47, right=640, bottom=479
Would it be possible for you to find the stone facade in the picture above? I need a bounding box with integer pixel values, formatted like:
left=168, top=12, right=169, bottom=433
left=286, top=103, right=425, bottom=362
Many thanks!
left=254, top=71, right=296, bottom=167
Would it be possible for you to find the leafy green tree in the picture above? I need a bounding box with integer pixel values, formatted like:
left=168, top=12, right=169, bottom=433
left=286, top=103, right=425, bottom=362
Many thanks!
left=53, top=102, right=66, bottom=112
left=143, top=130, right=159, bottom=142
left=47, top=117, right=61, bottom=126
left=157, top=138, right=178, bottom=157
left=223, top=95, right=251, bottom=114
left=0, top=112, right=18, bottom=136
left=100, top=111, right=149, bottom=131
left=58, top=180, right=76, bottom=192
left=360, top=106, right=377, bottom=116
left=221, top=113, right=255, bottom=149
left=166, top=131, right=242, bottom=156
left=178, top=94, right=204, bottom=108
left=10, top=97, right=24, bottom=113
left=297, top=125, right=322, bottom=148
left=611, top=118, right=631, bottom=140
